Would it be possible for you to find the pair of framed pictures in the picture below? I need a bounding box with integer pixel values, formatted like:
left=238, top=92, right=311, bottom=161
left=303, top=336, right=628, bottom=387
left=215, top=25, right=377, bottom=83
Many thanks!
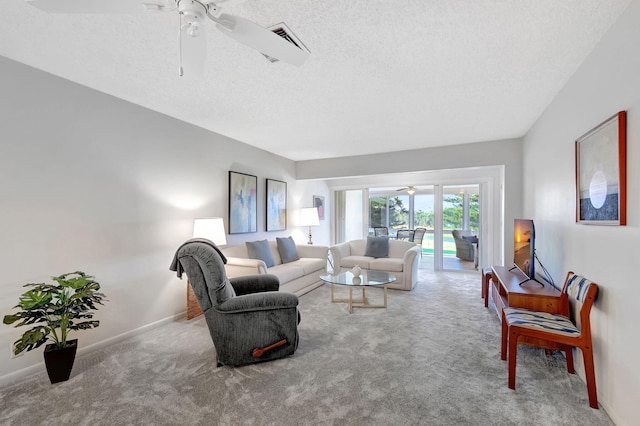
left=228, top=171, right=326, bottom=233
left=228, top=171, right=288, bottom=234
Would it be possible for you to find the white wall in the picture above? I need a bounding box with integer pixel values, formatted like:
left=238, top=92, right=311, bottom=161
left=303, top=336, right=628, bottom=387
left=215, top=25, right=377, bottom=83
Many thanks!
left=0, top=56, right=329, bottom=384
left=344, top=190, right=365, bottom=241
left=522, top=1, right=640, bottom=424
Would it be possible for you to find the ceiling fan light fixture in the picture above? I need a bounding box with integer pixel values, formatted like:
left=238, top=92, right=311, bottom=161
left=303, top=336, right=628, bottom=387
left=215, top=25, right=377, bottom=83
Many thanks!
left=178, top=0, right=206, bottom=27
left=186, top=21, right=200, bottom=37
left=407, top=188, right=416, bottom=195
left=177, top=1, right=207, bottom=77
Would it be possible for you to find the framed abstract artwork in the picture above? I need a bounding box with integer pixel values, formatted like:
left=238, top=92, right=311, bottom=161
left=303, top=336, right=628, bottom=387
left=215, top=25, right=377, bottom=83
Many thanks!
left=266, top=179, right=287, bottom=231
left=575, top=111, right=627, bottom=225
left=313, top=195, right=325, bottom=220
left=228, top=171, right=257, bottom=234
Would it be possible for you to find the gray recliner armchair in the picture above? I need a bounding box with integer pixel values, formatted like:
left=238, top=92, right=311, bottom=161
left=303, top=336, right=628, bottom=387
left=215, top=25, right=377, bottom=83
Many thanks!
left=170, top=239, right=300, bottom=367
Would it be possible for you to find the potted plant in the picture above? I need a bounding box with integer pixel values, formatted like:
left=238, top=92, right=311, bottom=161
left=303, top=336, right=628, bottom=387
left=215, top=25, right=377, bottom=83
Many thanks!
left=3, top=271, right=106, bottom=383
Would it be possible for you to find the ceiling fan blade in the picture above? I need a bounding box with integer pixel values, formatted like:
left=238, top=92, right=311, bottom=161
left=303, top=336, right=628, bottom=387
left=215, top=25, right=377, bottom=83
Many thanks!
left=25, top=0, right=151, bottom=13
left=178, top=20, right=206, bottom=77
left=213, top=13, right=309, bottom=66
left=214, top=0, right=248, bottom=5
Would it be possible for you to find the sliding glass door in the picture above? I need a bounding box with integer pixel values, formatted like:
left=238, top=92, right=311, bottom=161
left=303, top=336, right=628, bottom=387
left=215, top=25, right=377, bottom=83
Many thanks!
left=367, top=187, right=434, bottom=263
left=441, top=185, right=480, bottom=271
left=413, top=190, right=435, bottom=256
left=335, top=184, right=481, bottom=271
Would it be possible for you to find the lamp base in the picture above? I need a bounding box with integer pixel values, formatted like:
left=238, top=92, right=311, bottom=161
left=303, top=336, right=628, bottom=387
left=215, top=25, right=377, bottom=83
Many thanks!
left=307, top=227, right=313, bottom=245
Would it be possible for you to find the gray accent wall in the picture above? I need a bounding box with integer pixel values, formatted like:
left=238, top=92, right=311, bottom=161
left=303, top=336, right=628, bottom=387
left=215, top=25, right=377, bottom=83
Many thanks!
left=0, top=56, right=329, bottom=384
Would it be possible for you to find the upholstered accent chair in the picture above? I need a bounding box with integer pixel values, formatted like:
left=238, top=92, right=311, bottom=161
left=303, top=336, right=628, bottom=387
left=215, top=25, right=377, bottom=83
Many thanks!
left=170, top=240, right=300, bottom=367
left=451, top=229, right=476, bottom=261
left=501, top=272, right=599, bottom=408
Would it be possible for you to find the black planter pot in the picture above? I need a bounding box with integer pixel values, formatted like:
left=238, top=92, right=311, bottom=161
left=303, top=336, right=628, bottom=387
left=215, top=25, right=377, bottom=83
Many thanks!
left=43, top=339, right=78, bottom=384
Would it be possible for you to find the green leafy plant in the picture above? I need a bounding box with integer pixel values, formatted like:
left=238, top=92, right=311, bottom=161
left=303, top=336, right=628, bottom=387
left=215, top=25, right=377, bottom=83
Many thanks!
left=3, top=271, right=106, bottom=355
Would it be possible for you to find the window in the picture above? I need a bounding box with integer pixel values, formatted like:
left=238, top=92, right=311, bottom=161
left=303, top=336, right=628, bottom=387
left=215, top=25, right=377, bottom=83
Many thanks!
left=369, top=195, right=409, bottom=232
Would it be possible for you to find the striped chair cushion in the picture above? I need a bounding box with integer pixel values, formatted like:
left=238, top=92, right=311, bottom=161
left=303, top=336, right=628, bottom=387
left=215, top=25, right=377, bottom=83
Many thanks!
left=565, top=274, right=593, bottom=302
left=504, top=307, right=580, bottom=337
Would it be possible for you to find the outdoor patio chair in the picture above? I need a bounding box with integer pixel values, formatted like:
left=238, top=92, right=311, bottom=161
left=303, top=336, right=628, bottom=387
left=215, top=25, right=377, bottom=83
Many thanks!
left=396, top=229, right=413, bottom=241
left=412, top=228, right=426, bottom=245
left=451, top=229, right=476, bottom=261
left=374, top=227, right=389, bottom=236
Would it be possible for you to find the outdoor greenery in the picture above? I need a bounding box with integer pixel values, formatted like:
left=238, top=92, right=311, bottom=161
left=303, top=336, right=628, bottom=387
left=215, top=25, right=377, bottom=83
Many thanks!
left=370, top=193, right=479, bottom=231
left=370, top=196, right=409, bottom=229
left=442, top=193, right=479, bottom=230
left=414, top=209, right=434, bottom=228
left=3, top=271, right=106, bottom=355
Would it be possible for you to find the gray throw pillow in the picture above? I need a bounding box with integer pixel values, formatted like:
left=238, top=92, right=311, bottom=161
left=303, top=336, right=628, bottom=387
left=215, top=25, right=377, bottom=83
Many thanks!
left=276, top=236, right=300, bottom=264
left=462, top=235, right=479, bottom=244
left=364, top=236, right=389, bottom=258
left=246, top=240, right=275, bottom=267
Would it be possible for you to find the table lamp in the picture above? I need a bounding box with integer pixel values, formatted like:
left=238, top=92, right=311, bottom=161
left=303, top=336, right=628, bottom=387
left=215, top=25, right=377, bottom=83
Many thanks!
left=300, top=207, right=320, bottom=245
left=192, top=217, right=227, bottom=246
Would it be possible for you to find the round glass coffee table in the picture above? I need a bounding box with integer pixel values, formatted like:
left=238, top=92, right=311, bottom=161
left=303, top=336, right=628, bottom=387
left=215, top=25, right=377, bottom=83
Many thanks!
left=320, top=269, right=397, bottom=314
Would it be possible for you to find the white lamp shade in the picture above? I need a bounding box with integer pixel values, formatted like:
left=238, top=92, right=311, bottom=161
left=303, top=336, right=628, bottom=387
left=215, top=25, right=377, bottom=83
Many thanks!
left=192, top=217, right=227, bottom=245
left=300, top=208, right=320, bottom=227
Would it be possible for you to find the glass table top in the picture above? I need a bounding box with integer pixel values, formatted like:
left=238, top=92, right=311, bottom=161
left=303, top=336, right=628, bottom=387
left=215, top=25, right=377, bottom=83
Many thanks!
left=320, top=269, right=397, bottom=286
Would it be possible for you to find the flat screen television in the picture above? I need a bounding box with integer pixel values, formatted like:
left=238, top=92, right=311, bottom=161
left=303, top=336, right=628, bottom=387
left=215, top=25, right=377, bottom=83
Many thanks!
left=512, top=219, right=535, bottom=284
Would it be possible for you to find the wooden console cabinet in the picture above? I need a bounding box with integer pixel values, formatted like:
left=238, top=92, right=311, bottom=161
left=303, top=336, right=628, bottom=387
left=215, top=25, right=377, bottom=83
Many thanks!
left=490, top=265, right=567, bottom=350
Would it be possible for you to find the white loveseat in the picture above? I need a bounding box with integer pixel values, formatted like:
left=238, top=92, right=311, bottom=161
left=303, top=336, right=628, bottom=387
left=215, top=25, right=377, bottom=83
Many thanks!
left=329, top=238, right=420, bottom=290
left=221, top=241, right=329, bottom=296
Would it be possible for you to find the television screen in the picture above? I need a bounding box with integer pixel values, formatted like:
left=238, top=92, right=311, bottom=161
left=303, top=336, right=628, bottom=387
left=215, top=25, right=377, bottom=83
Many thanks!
left=513, top=219, right=535, bottom=280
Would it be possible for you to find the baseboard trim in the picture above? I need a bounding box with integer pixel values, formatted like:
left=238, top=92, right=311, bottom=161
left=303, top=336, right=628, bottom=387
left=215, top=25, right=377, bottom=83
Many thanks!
left=0, top=311, right=186, bottom=388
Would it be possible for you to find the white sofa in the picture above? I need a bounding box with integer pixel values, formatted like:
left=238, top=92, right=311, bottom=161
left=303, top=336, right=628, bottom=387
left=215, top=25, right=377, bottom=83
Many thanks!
left=329, top=239, right=420, bottom=290
left=221, top=242, right=329, bottom=296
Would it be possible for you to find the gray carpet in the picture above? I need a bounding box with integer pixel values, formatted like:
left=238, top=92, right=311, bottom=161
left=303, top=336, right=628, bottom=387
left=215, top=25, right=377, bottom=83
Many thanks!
left=0, top=268, right=614, bottom=425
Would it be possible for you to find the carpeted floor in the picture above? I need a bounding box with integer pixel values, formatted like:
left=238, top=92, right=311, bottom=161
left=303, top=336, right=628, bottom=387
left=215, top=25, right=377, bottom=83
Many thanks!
left=0, top=268, right=614, bottom=425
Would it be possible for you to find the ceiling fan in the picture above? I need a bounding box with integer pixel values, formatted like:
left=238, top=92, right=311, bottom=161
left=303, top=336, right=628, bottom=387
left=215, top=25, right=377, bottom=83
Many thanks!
left=396, top=186, right=417, bottom=195
left=24, top=0, right=310, bottom=76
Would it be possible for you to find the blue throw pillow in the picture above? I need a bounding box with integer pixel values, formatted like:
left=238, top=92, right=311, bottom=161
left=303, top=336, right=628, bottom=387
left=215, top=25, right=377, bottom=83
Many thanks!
left=462, top=235, right=479, bottom=244
left=364, top=236, right=389, bottom=258
left=276, top=236, right=300, bottom=264
left=246, top=240, right=275, bottom=267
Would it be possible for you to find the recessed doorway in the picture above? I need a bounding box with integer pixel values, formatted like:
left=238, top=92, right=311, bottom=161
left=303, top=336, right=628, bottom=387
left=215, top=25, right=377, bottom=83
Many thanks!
left=367, top=184, right=479, bottom=271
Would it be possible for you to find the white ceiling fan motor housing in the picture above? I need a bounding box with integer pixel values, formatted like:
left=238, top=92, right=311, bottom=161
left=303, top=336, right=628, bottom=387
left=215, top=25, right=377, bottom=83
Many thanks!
left=178, top=0, right=207, bottom=36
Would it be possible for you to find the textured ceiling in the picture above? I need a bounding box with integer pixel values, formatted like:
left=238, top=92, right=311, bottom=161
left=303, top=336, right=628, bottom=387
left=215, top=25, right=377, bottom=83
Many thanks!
left=0, top=0, right=632, bottom=161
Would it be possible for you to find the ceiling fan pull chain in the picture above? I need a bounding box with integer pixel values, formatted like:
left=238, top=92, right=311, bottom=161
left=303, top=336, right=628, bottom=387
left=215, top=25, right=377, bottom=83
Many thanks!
left=177, top=13, right=184, bottom=76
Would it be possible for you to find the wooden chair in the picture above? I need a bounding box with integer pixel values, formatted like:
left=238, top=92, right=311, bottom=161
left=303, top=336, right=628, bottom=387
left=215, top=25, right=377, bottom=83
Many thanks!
left=501, top=271, right=599, bottom=408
